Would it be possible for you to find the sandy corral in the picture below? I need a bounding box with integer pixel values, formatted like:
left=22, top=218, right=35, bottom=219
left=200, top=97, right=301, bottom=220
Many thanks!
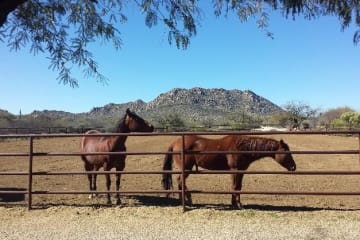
left=1, top=133, right=360, bottom=239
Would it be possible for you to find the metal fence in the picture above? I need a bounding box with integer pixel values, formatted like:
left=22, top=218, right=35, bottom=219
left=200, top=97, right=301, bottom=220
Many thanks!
left=0, top=127, right=96, bottom=134
left=0, top=130, right=360, bottom=211
left=1, top=124, right=359, bottom=134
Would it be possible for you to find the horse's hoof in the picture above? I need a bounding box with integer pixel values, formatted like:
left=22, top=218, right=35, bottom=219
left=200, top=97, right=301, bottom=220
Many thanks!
left=106, top=200, right=112, bottom=205
left=231, top=202, right=242, bottom=210
left=88, top=193, right=98, bottom=199
left=231, top=205, right=241, bottom=210
left=116, top=199, right=121, bottom=205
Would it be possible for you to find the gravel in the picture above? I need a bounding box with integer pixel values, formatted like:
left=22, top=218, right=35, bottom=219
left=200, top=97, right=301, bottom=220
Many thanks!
left=1, top=206, right=360, bottom=240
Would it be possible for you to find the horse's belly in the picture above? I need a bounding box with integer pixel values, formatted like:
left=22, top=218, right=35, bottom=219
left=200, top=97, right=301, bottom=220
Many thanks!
left=86, top=155, right=108, bottom=165
left=197, top=155, right=228, bottom=170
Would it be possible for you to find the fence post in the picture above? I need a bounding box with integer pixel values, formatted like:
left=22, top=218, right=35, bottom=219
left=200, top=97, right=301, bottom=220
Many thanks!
left=28, top=136, right=34, bottom=210
left=181, top=134, right=186, bottom=212
left=358, top=133, right=360, bottom=167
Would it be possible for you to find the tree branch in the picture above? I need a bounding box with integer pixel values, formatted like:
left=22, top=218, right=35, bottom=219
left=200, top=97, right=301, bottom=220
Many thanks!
left=0, top=0, right=28, bottom=27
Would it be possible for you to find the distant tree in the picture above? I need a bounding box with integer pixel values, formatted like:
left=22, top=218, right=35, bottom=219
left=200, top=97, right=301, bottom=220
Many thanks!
left=340, top=111, right=360, bottom=128
left=1, top=1, right=360, bottom=86
left=269, top=112, right=289, bottom=127
left=0, top=110, right=16, bottom=121
left=202, top=118, right=214, bottom=128
left=283, top=101, right=318, bottom=120
left=331, top=118, right=347, bottom=129
left=319, top=106, right=354, bottom=128
left=327, top=110, right=360, bottom=130
left=283, top=101, right=319, bottom=129
left=0, top=110, right=16, bottom=128
left=158, top=113, right=185, bottom=130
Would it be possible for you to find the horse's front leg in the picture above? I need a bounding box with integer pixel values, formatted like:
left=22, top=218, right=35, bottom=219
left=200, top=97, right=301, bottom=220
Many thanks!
left=115, top=159, right=125, bottom=205
left=115, top=171, right=121, bottom=205
left=230, top=172, right=244, bottom=209
left=105, top=173, right=112, bottom=205
left=87, top=173, right=94, bottom=199
left=91, top=172, right=98, bottom=198
left=104, top=165, right=112, bottom=205
left=85, top=163, right=97, bottom=199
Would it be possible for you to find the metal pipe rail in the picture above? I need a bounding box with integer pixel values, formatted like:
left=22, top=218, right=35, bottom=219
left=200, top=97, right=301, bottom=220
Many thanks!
left=0, top=130, right=360, bottom=211
left=2, top=170, right=360, bottom=176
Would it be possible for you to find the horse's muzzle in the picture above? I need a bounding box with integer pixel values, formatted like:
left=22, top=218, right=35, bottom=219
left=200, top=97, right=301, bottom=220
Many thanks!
left=289, top=165, right=296, bottom=171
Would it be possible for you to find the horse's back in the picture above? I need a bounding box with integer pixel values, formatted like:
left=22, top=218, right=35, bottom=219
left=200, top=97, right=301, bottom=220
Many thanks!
left=171, top=135, right=203, bottom=152
left=170, top=135, right=230, bottom=170
left=191, top=137, right=230, bottom=170
left=81, top=130, right=102, bottom=151
left=81, top=130, right=111, bottom=164
left=85, top=129, right=101, bottom=134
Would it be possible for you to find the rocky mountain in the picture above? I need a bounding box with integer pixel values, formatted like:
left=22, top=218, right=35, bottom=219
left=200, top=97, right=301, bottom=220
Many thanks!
left=30, top=110, right=77, bottom=119
left=86, top=100, right=147, bottom=118
left=1, top=88, right=285, bottom=130
left=140, top=88, right=284, bottom=126
left=146, top=88, right=281, bottom=115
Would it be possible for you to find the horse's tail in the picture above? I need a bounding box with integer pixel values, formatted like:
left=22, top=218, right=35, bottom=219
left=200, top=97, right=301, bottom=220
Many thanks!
left=162, top=144, right=174, bottom=191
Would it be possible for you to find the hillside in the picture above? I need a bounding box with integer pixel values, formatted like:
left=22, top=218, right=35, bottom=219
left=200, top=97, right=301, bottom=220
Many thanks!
left=138, top=88, right=283, bottom=128
left=0, top=88, right=284, bottom=130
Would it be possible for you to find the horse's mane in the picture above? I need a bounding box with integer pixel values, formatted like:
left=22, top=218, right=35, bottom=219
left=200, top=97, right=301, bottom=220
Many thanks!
left=113, top=114, right=128, bottom=133
left=236, top=136, right=279, bottom=151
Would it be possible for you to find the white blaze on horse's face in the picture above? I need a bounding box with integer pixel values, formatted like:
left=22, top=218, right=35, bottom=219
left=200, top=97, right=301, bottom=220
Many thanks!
left=275, top=140, right=296, bottom=171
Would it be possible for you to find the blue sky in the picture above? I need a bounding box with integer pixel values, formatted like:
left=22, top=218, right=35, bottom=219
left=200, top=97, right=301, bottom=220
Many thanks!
left=0, top=3, right=359, bottom=115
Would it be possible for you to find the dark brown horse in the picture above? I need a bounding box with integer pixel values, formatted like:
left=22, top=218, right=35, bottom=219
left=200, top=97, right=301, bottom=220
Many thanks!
left=162, top=135, right=296, bottom=209
left=81, top=108, right=154, bottom=205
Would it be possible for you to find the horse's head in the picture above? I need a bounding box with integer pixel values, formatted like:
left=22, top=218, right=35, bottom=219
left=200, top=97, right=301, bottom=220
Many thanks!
left=124, top=108, right=154, bottom=132
left=274, top=139, right=296, bottom=171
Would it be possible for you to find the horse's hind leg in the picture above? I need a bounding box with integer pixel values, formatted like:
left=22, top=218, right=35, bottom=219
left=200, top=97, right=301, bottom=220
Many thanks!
left=177, top=173, right=192, bottom=205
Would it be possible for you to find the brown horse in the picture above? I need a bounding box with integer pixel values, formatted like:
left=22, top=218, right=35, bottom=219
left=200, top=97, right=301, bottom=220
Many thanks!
left=162, top=135, right=296, bottom=209
left=81, top=108, right=154, bottom=205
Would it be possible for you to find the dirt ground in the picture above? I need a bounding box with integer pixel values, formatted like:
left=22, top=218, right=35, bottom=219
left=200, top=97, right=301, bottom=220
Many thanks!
left=1, top=133, right=360, bottom=210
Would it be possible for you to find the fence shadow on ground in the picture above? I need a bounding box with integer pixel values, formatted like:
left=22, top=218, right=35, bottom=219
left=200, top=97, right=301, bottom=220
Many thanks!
left=0, top=188, right=26, bottom=202
left=2, top=194, right=359, bottom=212
left=118, top=195, right=360, bottom=212
left=128, top=195, right=360, bottom=212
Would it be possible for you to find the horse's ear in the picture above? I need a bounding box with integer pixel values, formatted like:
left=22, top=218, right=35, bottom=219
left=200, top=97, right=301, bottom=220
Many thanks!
left=126, top=108, right=131, bottom=114
left=279, top=139, right=290, bottom=150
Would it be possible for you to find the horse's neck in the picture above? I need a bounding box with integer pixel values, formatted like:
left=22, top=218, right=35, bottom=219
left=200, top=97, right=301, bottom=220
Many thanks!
left=247, top=138, right=279, bottom=160
left=110, top=136, right=127, bottom=151
left=111, top=119, right=129, bottom=149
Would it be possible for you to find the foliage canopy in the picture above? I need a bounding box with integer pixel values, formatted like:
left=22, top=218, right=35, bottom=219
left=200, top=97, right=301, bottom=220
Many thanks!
left=1, top=0, right=360, bottom=86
